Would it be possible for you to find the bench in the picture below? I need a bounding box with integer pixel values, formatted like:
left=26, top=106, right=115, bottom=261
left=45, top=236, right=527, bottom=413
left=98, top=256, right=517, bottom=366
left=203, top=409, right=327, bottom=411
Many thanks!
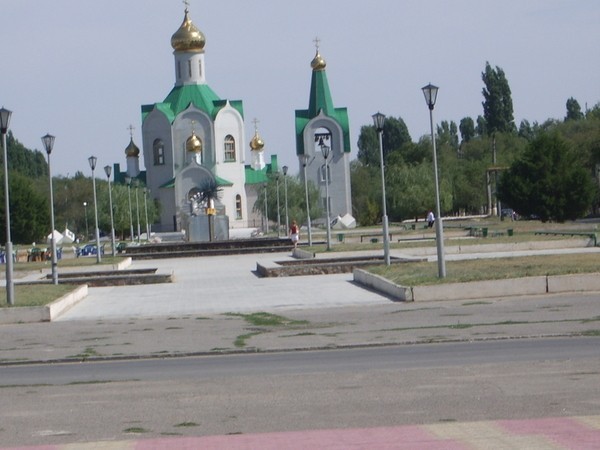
left=360, top=233, right=393, bottom=243
left=534, top=230, right=597, bottom=246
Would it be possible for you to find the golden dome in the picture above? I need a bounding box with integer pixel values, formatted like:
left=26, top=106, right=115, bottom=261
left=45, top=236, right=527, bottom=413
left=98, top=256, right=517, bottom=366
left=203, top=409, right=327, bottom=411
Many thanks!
left=124, top=137, right=140, bottom=157
left=186, top=131, right=202, bottom=153
left=249, top=131, right=265, bottom=151
left=171, top=8, right=206, bottom=52
left=311, top=50, right=326, bottom=71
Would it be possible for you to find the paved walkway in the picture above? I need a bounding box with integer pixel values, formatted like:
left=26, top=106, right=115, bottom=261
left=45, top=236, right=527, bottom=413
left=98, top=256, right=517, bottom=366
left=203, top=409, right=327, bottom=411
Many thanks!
left=5, top=415, right=600, bottom=449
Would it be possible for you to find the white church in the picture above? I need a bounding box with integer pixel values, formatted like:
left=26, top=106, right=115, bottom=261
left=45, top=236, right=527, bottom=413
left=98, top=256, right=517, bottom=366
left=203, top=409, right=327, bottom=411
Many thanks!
left=114, top=5, right=353, bottom=240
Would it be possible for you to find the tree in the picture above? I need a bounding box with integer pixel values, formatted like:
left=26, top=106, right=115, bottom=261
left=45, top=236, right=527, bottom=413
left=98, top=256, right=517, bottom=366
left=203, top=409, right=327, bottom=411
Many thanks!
left=565, top=97, right=584, bottom=121
left=459, top=117, right=475, bottom=143
left=437, top=120, right=459, bottom=151
left=498, top=132, right=596, bottom=222
left=356, top=116, right=412, bottom=167
left=0, top=172, right=49, bottom=244
left=482, top=62, right=515, bottom=135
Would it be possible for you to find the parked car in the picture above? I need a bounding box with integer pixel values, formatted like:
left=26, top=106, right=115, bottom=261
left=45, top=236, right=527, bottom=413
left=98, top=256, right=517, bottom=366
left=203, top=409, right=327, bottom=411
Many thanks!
left=76, top=244, right=104, bottom=257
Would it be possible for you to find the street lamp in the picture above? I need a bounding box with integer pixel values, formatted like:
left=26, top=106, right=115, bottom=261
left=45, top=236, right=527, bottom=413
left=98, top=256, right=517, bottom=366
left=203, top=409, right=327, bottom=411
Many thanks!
left=143, top=188, right=150, bottom=241
left=300, top=154, right=313, bottom=246
left=320, top=143, right=332, bottom=251
left=88, top=156, right=101, bottom=263
left=263, top=182, right=269, bottom=234
left=41, top=133, right=58, bottom=283
left=104, top=165, right=116, bottom=257
left=275, top=172, right=281, bottom=237
left=83, top=201, right=89, bottom=240
left=422, top=83, right=446, bottom=278
left=124, top=176, right=134, bottom=242
left=134, top=178, right=141, bottom=243
left=372, top=112, right=390, bottom=266
left=1, top=107, right=14, bottom=305
left=282, top=165, right=289, bottom=233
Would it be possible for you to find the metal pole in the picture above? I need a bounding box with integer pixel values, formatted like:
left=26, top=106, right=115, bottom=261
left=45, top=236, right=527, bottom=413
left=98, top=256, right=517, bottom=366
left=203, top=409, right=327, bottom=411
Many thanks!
left=324, top=155, right=331, bottom=251
left=263, top=183, right=268, bottom=234
left=276, top=174, right=281, bottom=237
left=429, top=107, right=446, bottom=278
left=43, top=136, right=58, bottom=284
left=376, top=128, right=390, bottom=265
left=1, top=109, right=14, bottom=305
left=302, top=159, right=312, bottom=246
left=143, top=188, right=150, bottom=241
left=283, top=167, right=289, bottom=232
left=105, top=167, right=116, bottom=257
left=134, top=181, right=141, bottom=243
left=126, top=179, right=134, bottom=242
left=91, top=166, right=101, bottom=263
left=83, top=202, right=88, bottom=241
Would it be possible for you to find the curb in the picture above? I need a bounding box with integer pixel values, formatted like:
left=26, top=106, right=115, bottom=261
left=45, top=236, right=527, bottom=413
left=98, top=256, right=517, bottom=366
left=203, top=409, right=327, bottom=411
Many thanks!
left=353, top=270, right=600, bottom=302
left=0, top=285, right=88, bottom=325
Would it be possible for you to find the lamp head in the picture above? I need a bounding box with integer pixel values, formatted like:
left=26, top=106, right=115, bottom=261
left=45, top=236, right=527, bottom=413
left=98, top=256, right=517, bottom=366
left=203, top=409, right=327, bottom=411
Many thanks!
left=422, top=83, right=439, bottom=110
left=104, top=165, right=112, bottom=178
left=41, top=133, right=55, bottom=155
left=282, top=165, right=288, bottom=176
left=372, top=112, right=386, bottom=132
left=300, top=154, right=309, bottom=167
left=321, top=144, right=330, bottom=160
left=0, top=107, right=12, bottom=133
left=88, top=155, right=97, bottom=170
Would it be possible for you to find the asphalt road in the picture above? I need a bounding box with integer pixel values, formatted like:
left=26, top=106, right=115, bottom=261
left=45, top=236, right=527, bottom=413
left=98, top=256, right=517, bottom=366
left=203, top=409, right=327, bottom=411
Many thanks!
left=1, top=337, right=599, bottom=447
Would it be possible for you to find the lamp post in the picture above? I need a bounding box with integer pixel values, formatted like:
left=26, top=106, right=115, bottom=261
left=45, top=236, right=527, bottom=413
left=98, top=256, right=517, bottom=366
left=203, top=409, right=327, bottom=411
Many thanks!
left=143, top=188, right=150, bottom=241
left=282, top=165, right=289, bottom=233
left=88, top=156, right=101, bottom=263
left=1, top=107, right=14, bottom=305
left=275, top=172, right=281, bottom=237
left=104, top=165, right=116, bottom=257
left=124, top=176, right=134, bottom=242
left=263, top=182, right=269, bottom=234
left=134, top=178, right=141, bottom=243
left=422, top=83, right=446, bottom=278
left=320, top=143, right=332, bottom=251
left=372, top=113, right=390, bottom=265
left=300, top=154, right=313, bottom=246
left=83, top=201, right=89, bottom=240
left=41, top=133, right=58, bottom=283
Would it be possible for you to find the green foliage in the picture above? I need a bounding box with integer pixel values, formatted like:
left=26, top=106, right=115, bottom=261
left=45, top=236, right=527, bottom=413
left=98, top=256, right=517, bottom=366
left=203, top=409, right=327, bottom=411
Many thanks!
left=3, top=132, right=48, bottom=178
left=356, top=116, right=412, bottom=167
left=481, top=62, right=515, bottom=134
left=253, top=174, right=321, bottom=230
left=0, top=172, right=49, bottom=244
left=459, top=117, right=475, bottom=143
left=565, top=97, right=584, bottom=121
left=350, top=161, right=380, bottom=226
left=498, top=132, right=596, bottom=222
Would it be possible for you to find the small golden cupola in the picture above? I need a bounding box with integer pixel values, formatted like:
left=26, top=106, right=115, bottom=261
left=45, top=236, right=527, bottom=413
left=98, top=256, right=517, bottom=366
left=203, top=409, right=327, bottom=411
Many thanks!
left=311, top=50, right=326, bottom=71
left=249, top=130, right=265, bottom=151
left=171, top=7, right=206, bottom=53
left=186, top=130, right=202, bottom=153
left=124, top=137, right=140, bottom=157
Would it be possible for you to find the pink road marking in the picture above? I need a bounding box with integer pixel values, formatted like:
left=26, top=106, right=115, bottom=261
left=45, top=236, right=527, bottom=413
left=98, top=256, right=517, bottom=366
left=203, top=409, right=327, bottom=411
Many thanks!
left=134, top=426, right=469, bottom=450
left=497, top=417, right=600, bottom=450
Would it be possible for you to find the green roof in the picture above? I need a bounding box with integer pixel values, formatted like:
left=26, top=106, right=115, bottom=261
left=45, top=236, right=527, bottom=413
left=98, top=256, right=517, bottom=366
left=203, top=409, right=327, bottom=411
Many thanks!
left=295, top=69, right=351, bottom=155
left=142, top=84, right=244, bottom=123
left=244, top=155, right=279, bottom=185
left=159, top=175, right=233, bottom=189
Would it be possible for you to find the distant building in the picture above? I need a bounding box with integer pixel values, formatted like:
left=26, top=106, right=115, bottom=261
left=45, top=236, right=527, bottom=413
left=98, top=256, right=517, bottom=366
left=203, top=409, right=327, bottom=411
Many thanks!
left=115, top=6, right=274, bottom=235
left=295, top=44, right=353, bottom=223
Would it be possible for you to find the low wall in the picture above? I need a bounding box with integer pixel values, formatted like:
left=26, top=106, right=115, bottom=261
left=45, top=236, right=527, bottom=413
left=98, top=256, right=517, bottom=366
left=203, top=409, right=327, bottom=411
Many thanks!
left=353, top=269, right=600, bottom=302
left=0, top=285, right=88, bottom=324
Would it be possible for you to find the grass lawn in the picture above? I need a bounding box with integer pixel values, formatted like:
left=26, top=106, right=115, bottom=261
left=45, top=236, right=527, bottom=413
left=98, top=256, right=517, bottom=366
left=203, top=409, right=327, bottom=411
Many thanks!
left=366, top=253, right=600, bottom=286
left=1, top=256, right=125, bottom=308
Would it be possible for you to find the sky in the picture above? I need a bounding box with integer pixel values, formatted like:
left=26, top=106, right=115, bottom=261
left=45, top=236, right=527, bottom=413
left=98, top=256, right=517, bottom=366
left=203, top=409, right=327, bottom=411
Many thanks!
left=1, top=0, right=599, bottom=177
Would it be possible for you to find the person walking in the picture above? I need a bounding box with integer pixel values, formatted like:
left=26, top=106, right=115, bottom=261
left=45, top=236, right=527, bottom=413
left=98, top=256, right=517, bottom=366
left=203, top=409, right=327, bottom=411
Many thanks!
left=427, top=210, right=435, bottom=228
left=289, top=220, right=300, bottom=248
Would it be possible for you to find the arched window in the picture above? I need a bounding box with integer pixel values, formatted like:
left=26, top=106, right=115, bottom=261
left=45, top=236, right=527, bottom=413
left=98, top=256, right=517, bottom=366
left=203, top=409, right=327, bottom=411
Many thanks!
left=224, top=135, right=236, bottom=162
left=153, top=139, right=165, bottom=165
left=235, top=194, right=242, bottom=219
